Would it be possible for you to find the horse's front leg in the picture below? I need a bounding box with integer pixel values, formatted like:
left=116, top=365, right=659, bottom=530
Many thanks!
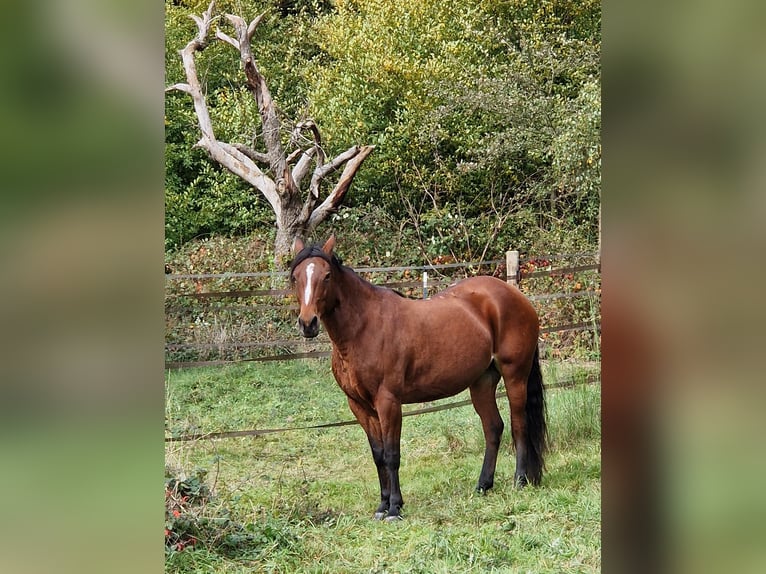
left=375, top=391, right=404, bottom=520
left=346, top=398, right=390, bottom=519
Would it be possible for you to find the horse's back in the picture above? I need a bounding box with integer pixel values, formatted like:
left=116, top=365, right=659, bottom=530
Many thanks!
left=435, top=276, right=537, bottom=321
left=434, top=276, right=539, bottom=358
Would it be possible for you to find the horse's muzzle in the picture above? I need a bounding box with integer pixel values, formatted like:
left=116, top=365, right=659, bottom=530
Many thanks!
left=298, top=315, right=320, bottom=338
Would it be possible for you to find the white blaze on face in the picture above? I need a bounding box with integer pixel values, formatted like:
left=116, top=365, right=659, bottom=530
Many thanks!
left=303, top=262, right=316, bottom=305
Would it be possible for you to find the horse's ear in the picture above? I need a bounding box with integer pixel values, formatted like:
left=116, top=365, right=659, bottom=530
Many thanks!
left=322, top=234, right=336, bottom=255
left=292, top=237, right=305, bottom=254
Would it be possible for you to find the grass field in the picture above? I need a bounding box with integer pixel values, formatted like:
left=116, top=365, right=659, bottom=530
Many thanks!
left=165, top=359, right=600, bottom=573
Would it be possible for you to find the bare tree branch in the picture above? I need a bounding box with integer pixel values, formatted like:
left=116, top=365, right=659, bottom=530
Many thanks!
left=214, top=29, right=239, bottom=51
left=212, top=143, right=278, bottom=212
left=307, top=145, right=375, bottom=230
left=246, top=14, right=266, bottom=41
left=223, top=13, right=247, bottom=31
left=220, top=12, right=290, bottom=196
left=233, top=143, right=270, bottom=166
left=290, top=119, right=325, bottom=165
left=167, top=1, right=279, bottom=212
left=290, top=119, right=327, bottom=190
left=165, top=83, right=191, bottom=94
left=286, top=148, right=303, bottom=164
left=168, top=3, right=374, bottom=265
left=309, top=145, right=363, bottom=198
left=190, top=1, right=217, bottom=45
left=291, top=119, right=322, bottom=146
left=291, top=147, right=317, bottom=186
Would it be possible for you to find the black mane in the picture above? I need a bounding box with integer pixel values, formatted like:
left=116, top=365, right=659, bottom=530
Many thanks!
left=289, top=243, right=344, bottom=283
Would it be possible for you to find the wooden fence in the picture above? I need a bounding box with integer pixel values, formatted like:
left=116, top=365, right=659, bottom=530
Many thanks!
left=165, top=252, right=601, bottom=369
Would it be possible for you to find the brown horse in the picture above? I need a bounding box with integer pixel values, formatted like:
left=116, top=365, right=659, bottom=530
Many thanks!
left=289, top=236, right=547, bottom=520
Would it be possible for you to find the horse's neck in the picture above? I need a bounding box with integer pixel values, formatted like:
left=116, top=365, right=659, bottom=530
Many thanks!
left=323, top=269, right=378, bottom=347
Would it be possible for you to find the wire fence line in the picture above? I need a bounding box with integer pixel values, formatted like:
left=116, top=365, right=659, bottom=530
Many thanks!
left=165, top=253, right=599, bottom=282
left=165, top=373, right=600, bottom=443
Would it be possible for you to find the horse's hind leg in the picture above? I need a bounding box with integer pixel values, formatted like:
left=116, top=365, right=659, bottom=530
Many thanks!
left=498, top=350, right=547, bottom=487
left=469, top=364, right=503, bottom=493
left=503, top=366, right=531, bottom=486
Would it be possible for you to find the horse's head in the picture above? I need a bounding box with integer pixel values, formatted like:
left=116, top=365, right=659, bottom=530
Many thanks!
left=289, top=235, right=338, bottom=338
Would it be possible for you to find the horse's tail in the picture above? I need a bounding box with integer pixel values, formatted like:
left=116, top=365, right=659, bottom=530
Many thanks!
left=525, top=345, right=548, bottom=484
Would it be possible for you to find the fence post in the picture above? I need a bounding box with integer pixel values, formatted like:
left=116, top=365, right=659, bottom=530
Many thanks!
left=506, top=250, right=519, bottom=287
left=422, top=271, right=428, bottom=299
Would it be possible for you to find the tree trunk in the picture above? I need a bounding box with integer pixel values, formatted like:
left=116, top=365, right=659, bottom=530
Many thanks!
left=275, top=200, right=306, bottom=268
left=275, top=227, right=302, bottom=268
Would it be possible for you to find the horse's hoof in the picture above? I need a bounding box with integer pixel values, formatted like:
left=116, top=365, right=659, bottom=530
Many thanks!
left=373, top=511, right=387, bottom=521
left=384, top=514, right=403, bottom=522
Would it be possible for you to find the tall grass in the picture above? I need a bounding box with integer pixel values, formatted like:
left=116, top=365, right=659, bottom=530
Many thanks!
left=165, top=359, right=600, bottom=573
left=548, top=379, right=601, bottom=448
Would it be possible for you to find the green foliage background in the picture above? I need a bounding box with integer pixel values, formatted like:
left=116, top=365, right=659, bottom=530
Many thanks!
left=165, top=0, right=600, bottom=259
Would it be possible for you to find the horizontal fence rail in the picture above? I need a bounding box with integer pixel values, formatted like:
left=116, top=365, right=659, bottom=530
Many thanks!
left=165, top=259, right=505, bottom=281
left=521, top=263, right=601, bottom=279
left=165, top=288, right=598, bottom=314
left=166, top=278, right=462, bottom=300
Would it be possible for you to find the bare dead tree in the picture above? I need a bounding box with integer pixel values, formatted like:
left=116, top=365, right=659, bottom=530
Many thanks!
left=166, top=1, right=374, bottom=266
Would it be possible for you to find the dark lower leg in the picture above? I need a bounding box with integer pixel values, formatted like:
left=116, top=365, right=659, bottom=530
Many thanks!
left=507, top=378, right=530, bottom=486
left=477, top=419, right=504, bottom=492
left=370, top=440, right=391, bottom=518
left=347, top=399, right=392, bottom=518
left=470, top=370, right=503, bottom=492
left=376, top=394, right=404, bottom=519
left=384, top=445, right=403, bottom=518
left=514, top=443, right=529, bottom=486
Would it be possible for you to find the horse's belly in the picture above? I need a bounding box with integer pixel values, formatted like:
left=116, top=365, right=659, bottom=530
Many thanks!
left=399, top=336, right=493, bottom=403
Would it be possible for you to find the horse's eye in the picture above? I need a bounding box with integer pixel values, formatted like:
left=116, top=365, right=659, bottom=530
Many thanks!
left=323, top=272, right=331, bottom=282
